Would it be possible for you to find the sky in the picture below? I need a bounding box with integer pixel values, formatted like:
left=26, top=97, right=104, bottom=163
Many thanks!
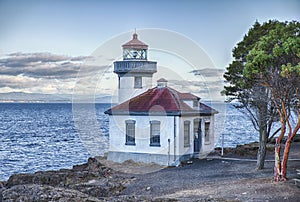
left=0, top=0, right=299, bottom=99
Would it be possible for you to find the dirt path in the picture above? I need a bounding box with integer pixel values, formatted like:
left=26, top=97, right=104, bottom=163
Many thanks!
left=111, top=142, right=300, bottom=201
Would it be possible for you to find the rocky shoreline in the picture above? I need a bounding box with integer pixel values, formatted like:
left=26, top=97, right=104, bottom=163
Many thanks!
left=0, top=157, right=132, bottom=201
left=1, top=141, right=300, bottom=201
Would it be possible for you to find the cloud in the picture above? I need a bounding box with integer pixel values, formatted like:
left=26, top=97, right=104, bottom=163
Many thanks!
left=0, top=52, right=111, bottom=94
left=0, top=75, right=37, bottom=89
left=3, top=52, right=70, bottom=67
left=190, top=68, right=224, bottom=77
left=70, top=56, right=93, bottom=61
left=0, top=53, right=226, bottom=97
left=168, top=78, right=225, bottom=101
left=0, top=52, right=108, bottom=79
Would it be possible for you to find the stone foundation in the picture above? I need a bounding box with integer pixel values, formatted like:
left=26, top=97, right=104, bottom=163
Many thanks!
left=108, top=151, right=193, bottom=166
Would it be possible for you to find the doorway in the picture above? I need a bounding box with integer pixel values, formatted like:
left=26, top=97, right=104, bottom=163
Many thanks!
left=193, top=118, right=202, bottom=153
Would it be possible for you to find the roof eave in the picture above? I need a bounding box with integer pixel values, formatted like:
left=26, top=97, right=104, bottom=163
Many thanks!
left=105, top=110, right=218, bottom=116
left=105, top=110, right=181, bottom=116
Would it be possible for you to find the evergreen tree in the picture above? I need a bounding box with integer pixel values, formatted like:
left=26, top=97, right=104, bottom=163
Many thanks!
left=244, top=20, right=300, bottom=181
left=223, top=20, right=280, bottom=169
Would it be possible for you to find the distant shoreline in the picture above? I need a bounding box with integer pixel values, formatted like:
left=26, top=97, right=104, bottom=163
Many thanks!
left=0, top=101, right=114, bottom=104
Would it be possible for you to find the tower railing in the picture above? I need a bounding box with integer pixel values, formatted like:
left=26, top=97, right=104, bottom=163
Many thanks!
left=114, top=61, right=157, bottom=73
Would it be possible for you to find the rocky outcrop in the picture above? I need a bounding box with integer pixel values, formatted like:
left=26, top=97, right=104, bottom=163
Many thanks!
left=1, top=157, right=129, bottom=202
left=6, top=158, right=111, bottom=188
left=2, top=184, right=101, bottom=202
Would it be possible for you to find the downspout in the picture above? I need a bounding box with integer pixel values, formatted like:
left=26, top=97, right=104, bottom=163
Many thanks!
left=174, top=116, right=177, bottom=162
left=168, top=139, right=170, bottom=166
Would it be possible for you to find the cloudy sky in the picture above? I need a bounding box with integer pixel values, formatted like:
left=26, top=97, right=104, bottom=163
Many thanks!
left=0, top=0, right=299, bottom=100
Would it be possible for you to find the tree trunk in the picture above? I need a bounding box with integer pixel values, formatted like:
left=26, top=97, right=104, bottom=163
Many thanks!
left=257, top=129, right=267, bottom=169
left=281, top=138, right=291, bottom=181
left=274, top=118, right=286, bottom=181
left=274, top=138, right=281, bottom=181
left=281, top=116, right=300, bottom=180
left=256, top=101, right=268, bottom=170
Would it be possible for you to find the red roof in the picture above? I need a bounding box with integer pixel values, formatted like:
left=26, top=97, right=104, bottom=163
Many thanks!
left=178, top=92, right=200, bottom=100
left=105, top=86, right=217, bottom=116
left=122, top=33, right=148, bottom=49
left=157, top=78, right=168, bottom=82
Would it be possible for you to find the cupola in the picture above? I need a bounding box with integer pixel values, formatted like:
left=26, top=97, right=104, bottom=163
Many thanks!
left=157, top=78, right=168, bottom=88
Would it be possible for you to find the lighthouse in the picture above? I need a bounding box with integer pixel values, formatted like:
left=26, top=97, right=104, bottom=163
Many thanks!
left=113, top=32, right=157, bottom=103
left=105, top=32, right=218, bottom=166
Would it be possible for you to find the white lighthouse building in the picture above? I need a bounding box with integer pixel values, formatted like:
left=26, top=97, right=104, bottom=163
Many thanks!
left=105, top=33, right=218, bottom=166
left=113, top=33, right=157, bottom=103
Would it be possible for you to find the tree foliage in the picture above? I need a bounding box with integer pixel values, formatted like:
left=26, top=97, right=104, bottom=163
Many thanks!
left=223, top=20, right=280, bottom=169
left=244, top=20, right=300, bottom=181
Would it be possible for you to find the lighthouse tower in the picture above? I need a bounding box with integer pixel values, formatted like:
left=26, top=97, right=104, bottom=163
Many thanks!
left=114, top=33, right=157, bottom=103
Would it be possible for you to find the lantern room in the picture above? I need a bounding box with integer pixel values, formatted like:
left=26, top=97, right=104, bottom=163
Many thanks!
left=122, top=33, right=148, bottom=60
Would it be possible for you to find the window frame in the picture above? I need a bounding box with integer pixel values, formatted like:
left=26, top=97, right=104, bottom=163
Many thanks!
left=125, top=120, right=136, bottom=146
left=150, top=120, right=161, bottom=147
left=205, top=122, right=210, bottom=143
left=193, top=100, right=199, bottom=108
left=184, top=120, right=190, bottom=147
left=134, top=76, right=142, bottom=89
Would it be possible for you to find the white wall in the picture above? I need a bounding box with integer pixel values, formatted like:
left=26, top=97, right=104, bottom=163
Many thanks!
left=201, top=115, right=215, bottom=154
left=109, top=115, right=175, bottom=156
left=108, top=114, right=215, bottom=164
left=177, top=117, right=195, bottom=157
left=176, top=116, right=215, bottom=157
left=118, top=76, right=152, bottom=103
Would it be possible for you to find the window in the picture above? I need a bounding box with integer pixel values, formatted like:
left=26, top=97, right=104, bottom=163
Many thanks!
left=134, top=76, right=142, bottom=88
left=193, top=100, right=198, bottom=108
left=193, top=119, right=201, bottom=138
left=205, top=122, right=210, bottom=142
left=125, top=120, right=136, bottom=145
left=150, top=120, right=160, bottom=146
left=184, top=121, right=190, bottom=147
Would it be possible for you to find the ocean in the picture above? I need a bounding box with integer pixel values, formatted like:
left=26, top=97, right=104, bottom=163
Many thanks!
left=0, top=103, right=259, bottom=181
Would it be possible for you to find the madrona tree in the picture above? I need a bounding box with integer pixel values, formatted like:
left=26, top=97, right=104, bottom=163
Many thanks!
left=244, top=21, right=300, bottom=181
left=223, top=21, right=280, bottom=169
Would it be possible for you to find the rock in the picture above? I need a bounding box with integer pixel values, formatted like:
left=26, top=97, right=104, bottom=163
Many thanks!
left=2, top=184, right=101, bottom=202
left=215, top=141, right=275, bottom=157
left=6, top=157, right=111, bottom=188
left=4, top=157, right=126, bottom=199
left=0, top=184, right=6, bottom=202
left=70, top=177, right=125, bottom=197
left=103, top=195, right=179, bottom=201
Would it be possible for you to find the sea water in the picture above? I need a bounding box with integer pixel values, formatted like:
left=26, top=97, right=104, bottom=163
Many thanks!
left=0, top=103, right=258, bottom=181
